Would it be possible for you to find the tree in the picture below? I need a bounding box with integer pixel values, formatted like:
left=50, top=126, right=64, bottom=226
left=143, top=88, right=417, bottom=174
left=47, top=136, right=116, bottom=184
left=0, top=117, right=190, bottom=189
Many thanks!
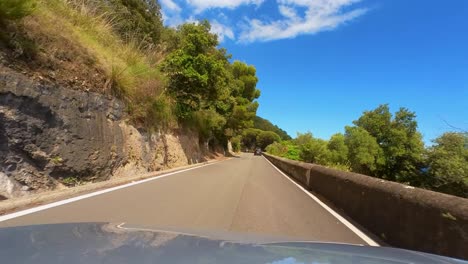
left=294, top=132, right=314, bottom=146
left=426, top=132, right=468, bottom=197
left=353, top=105, right=425, bottom=182
left=242, top=128, right=262, bottom=150
left=231, top=135, right=242, bottom=152
left=294, top=132, right=330, bottom=164
left=345, top=126, right=385, bottom=175
left=256, top=131, right=281, bottom=150
left=225, top=62, right=261, bottom=136
left=160, top=21, right=230, bottom=119
left=192, top=108, right=226, bottom=141
left=230, top=61, right=261, bottom=101
left=160, top=22, right=263, bottom=148
left=226, top=100, right=258, bottom=133
left=353, top=104, right=392, bottom=144
left=385, top=108, right=425, bottom=184
left=327, top=133, right=349, bottom=165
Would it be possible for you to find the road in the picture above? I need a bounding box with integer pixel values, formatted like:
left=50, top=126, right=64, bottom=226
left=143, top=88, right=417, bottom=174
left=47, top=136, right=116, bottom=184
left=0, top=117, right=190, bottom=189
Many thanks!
left=0, top=153, right=375, bottom=245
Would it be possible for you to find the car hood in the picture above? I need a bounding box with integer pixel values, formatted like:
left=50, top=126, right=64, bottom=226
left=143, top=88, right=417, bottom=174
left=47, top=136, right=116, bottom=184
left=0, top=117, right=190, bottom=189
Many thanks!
left=0, top=222, right=465, bottom=264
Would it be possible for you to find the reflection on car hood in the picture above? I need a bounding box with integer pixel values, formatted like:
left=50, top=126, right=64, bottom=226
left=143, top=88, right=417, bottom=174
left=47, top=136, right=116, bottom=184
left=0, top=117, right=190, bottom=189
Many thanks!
left=0, top=222, right=465, bottom=264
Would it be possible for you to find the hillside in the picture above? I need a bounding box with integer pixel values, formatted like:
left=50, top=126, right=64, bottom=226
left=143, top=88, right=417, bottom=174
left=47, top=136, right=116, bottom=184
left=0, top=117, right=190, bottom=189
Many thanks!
left=254, top=116, right=291, bottom=140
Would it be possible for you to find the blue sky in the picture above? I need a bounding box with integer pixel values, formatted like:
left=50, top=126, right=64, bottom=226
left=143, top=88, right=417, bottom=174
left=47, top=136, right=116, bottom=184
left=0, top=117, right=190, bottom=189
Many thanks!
left=160, top=0, right=468, bottom=144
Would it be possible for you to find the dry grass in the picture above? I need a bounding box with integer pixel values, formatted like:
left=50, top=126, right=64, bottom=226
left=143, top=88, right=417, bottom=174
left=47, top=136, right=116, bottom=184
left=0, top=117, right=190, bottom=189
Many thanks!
left=36, top=0, right=165, bottom=100
left=1, top=0, right=175, bottom=129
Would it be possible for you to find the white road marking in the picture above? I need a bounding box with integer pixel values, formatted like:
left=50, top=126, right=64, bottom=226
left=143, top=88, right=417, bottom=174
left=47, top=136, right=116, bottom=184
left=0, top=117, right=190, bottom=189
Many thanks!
left=0, top=162, right=222, bottom=223
left=262, top=156, right=380, bottom=247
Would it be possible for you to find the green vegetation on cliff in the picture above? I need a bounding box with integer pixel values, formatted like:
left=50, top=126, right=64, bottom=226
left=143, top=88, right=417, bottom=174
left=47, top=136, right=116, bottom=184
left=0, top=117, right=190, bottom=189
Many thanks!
left=0, top=0, right=262, bottom=149
left=0, top=0, right=36, bottom=23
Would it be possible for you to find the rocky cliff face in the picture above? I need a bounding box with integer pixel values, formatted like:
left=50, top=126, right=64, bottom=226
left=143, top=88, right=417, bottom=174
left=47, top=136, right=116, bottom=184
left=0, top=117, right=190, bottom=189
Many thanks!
left=0, top=67, right=206, bottom=200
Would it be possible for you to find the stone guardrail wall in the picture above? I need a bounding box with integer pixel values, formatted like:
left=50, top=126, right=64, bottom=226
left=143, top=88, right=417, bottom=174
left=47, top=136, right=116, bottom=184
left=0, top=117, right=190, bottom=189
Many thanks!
left=263, top=152, right=468, bottom=260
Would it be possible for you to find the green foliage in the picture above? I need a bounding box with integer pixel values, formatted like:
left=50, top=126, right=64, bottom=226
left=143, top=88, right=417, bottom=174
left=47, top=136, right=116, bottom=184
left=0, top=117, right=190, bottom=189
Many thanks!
left=160, top=21, right=232, bottom=120
left=352, top=105, right=425, bottom=183
left=0, top=0, right=36, bottom=22
left=61, top=176, right=82, bottom=187
left=223, top=62, right=260, bottom=136
left=110, top=0, right=163, bottom=44
left=266, top=141, right=301, bottom=161
left=66, top=0, right=163, bottom=45
left=353, top=104, right=392, bottom=143
left=260, top=103, right=464, bottom=198
left=254, top=116, right=291, bottom=140
left=256, top=131, right=281, bottom=150
left=327, top=133, right=348, bottom=165
left=345, top=126, right=385, bottom=175
left=226, top=101, right=258, bottom=132
left=231, top=136, right=242, bottom=152
left=36, top=0, right=168, bottom=130
left=241, top=128, right=263, bottom=150
left=146, top=94, right=177, bottom=130
left=0, top=28, right=38, bottom=59
left=426, top=132, right=468, bottom=197
left=50, top=156, right=63, bottom=164
left=231, top=61, right=260, bottom=101
left=160, top=23, right=263, bottom=145
left=0, top=0, right=37, bottom=55
left=191, top=108, right=226, bottom=141
left=294, top=132, right=330, bottom=164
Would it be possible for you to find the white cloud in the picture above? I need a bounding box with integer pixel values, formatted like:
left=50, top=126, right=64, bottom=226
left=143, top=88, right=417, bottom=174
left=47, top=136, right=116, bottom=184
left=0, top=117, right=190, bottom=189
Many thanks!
left=217, top=12, right=229, bottom=22
left=278, top=5, right=298, bottom=20
left=239, top=0, right=367, bottom=43
left=161, top=11, right=184, bottom=26
left=160, top=0, right=181, bottom=12
left=210, top=20, right=235, bottom=42
left=187, top=0, right=265, bottom=12
left=159, top=0, right=368, bottom=43
left=160, top=0, right=184, bottom=26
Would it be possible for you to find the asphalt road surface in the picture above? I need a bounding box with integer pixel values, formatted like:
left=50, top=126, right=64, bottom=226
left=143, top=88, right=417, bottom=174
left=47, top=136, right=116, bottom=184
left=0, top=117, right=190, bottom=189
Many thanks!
left=0, top=153, right=375, bottom=245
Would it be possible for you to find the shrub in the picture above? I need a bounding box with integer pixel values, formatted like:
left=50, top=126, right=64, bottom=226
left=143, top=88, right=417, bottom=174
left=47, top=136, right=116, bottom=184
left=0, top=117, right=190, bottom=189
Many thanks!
left=256, top=131, right=281, bottom=150
left=61, top=176, right=82, bottom=187
left=147, top=94, right=177, bottom=131
left=0, top=0, right=36, bottom=22
left=266, top=141, right=301, bottom=161
left=231, top=136, right=241, bottom=152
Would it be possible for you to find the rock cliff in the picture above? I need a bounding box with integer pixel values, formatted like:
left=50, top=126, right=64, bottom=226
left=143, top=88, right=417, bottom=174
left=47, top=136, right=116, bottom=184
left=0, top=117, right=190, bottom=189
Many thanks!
left=0, top=66, right=206, bottom=200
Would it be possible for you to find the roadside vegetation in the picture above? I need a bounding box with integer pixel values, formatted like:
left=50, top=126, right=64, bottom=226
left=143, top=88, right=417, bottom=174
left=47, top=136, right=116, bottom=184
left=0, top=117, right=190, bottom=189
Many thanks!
left=1, top=1, right=465, bottom=198
left=266, top=104, right=468, bottom=198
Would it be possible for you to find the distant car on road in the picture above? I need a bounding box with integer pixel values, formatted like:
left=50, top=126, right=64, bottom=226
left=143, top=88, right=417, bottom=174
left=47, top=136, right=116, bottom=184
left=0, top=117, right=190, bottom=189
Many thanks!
left=254, top=148, right=262, bottom=156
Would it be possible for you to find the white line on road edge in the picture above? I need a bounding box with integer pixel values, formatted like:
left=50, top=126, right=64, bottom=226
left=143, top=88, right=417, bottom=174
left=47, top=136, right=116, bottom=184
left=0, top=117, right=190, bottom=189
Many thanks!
left=262, top=156, right=380, bottom=247
left=0, top=161, right=222, bottom=223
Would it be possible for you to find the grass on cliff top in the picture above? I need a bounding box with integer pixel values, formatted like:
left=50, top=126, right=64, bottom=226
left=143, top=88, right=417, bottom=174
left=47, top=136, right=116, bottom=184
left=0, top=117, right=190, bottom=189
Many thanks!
left=39, top=0, right=164, bottom=96
left=25, top=0, right=175, bottom=129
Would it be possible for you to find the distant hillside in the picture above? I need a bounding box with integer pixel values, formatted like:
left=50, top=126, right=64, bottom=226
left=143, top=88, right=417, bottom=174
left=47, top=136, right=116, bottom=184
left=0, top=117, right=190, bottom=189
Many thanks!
left=254, top=116, right=291, bottom=140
